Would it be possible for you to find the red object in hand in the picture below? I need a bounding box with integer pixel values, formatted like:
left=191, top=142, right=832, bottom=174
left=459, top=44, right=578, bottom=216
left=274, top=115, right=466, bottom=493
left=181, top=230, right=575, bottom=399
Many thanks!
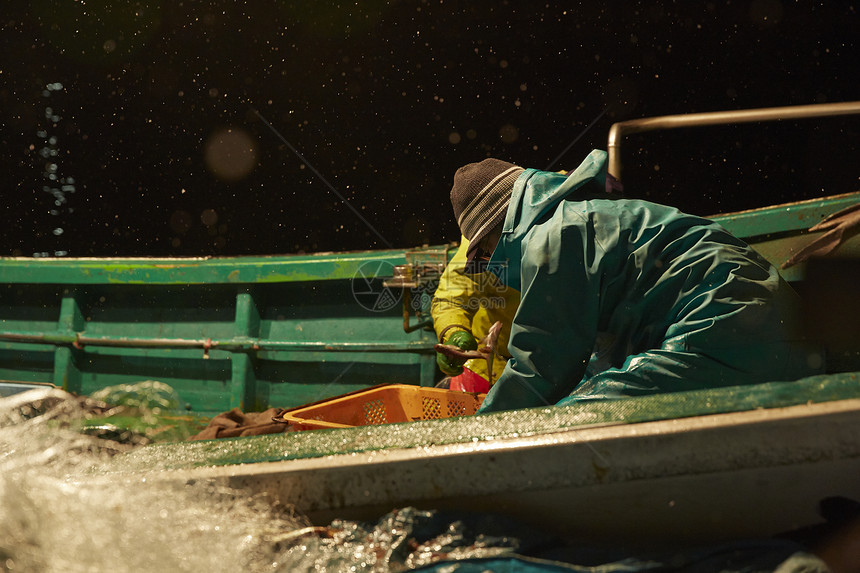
left=449, top=367, right=490, bottom=393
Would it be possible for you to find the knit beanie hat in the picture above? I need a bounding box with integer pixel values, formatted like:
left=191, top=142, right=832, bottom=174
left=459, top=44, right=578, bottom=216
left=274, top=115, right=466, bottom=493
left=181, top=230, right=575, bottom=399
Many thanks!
left=450, top=158, right=524, bottom=261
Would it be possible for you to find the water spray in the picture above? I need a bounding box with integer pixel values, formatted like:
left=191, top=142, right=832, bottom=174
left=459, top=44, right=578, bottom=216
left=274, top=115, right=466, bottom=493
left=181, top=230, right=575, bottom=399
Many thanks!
left=251, top=108, right=392, bottom=248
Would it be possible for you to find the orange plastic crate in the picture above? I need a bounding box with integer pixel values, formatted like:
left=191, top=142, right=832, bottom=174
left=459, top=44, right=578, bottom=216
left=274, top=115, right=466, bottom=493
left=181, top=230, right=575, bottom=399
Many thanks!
left=276, top=384, right=485, bottom=431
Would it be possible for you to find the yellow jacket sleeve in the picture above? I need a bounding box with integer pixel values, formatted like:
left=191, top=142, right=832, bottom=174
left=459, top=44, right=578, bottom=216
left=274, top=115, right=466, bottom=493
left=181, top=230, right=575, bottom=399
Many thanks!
left=431, top=237, right=520, bottom=383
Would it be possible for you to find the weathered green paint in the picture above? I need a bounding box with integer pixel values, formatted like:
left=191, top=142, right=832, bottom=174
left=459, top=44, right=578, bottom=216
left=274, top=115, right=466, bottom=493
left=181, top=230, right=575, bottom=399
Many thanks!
left=234, top=290, right=261, bottom=337
left=709, top=190, right=860, bottom=282
left=0, top=249, right=416, bottom=285
left=710, top=191, right=860, bottom=241
left=58, top=290, right=85, bottom=332
left=231, top=290, right=261, bottom=410
left=2, top=193, right=858, bottom=416
left=54, top=291, right=84, bottom=392
left=54, top=345, right=80, bottom=393
left=0, top=247, right=444, bottom=415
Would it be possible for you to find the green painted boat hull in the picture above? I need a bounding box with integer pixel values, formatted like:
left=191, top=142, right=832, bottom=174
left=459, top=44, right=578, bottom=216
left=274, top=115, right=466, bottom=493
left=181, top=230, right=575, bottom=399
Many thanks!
left=3, top=192, right=859, bottom=415
left=0, top=247, right=452, bottom=415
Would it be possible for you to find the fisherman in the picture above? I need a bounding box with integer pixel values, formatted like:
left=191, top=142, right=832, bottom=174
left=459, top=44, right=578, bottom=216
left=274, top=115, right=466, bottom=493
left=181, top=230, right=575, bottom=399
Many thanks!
left=433, top=171, right=612, bottom=393
left=431, top=235, right=518, bottom=392
left=448, top=150, right=825, bottom=413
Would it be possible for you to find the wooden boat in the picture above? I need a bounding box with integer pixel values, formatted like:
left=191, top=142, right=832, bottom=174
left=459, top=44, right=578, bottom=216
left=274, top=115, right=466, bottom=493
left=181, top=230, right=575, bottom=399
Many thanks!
left=0, top=247, right=447, bottom=413
left=3, top=102, right=860, bottom=545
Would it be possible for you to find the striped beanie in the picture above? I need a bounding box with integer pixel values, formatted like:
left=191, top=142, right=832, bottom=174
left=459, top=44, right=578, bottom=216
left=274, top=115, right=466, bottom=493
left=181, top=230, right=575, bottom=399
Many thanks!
left=450, top=158, right=524, bottom=261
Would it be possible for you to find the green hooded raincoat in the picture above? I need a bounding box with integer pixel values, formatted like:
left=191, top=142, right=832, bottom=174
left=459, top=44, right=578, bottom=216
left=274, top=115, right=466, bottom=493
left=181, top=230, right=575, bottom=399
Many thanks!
left=479, top=150, right=823, bottom=413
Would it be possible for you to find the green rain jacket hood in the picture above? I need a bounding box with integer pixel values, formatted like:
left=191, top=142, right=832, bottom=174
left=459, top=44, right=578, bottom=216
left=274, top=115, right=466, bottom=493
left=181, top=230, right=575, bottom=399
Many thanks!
left=487, top=149, right=608, bottom=292
left=479, top=150, right=823, bottom=413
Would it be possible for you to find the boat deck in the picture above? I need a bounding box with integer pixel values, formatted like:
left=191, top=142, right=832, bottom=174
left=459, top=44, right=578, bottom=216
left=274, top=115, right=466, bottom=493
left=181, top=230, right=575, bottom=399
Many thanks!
left=115, top=372, right=860, bottom=545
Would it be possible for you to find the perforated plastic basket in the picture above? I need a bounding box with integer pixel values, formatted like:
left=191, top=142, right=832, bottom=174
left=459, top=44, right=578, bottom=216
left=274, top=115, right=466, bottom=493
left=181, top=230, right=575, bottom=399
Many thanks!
left=275, top=384, right=485, bottom=431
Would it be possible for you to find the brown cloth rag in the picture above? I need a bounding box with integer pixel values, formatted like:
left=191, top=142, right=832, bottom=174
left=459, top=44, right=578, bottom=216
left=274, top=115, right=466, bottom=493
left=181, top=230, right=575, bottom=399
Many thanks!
left=188, top=407, right=288, bottom=440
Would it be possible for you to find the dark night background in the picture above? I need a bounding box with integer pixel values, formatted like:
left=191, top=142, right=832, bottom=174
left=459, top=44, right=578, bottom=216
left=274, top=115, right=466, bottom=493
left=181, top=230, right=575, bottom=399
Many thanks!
left=1, top=1, right=858, bottom=258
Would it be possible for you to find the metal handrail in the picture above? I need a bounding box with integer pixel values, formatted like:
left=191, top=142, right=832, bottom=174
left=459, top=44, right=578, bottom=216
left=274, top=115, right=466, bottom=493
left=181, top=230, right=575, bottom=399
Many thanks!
left=607, top=101, right=860, bottom=182
left=0, top=330, right=436, bottom=354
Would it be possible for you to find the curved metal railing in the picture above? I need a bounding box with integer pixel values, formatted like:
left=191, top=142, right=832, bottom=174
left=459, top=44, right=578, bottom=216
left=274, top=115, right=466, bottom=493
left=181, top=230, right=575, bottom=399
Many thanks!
left=607, top=101, right=860, bottom=183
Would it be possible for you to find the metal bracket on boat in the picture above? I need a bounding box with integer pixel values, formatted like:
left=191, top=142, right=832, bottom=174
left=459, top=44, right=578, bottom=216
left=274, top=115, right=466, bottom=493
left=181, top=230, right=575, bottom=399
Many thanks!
left=383, top=262, right=446, bottom=333
left=383, top=263, right=445, bottom=289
